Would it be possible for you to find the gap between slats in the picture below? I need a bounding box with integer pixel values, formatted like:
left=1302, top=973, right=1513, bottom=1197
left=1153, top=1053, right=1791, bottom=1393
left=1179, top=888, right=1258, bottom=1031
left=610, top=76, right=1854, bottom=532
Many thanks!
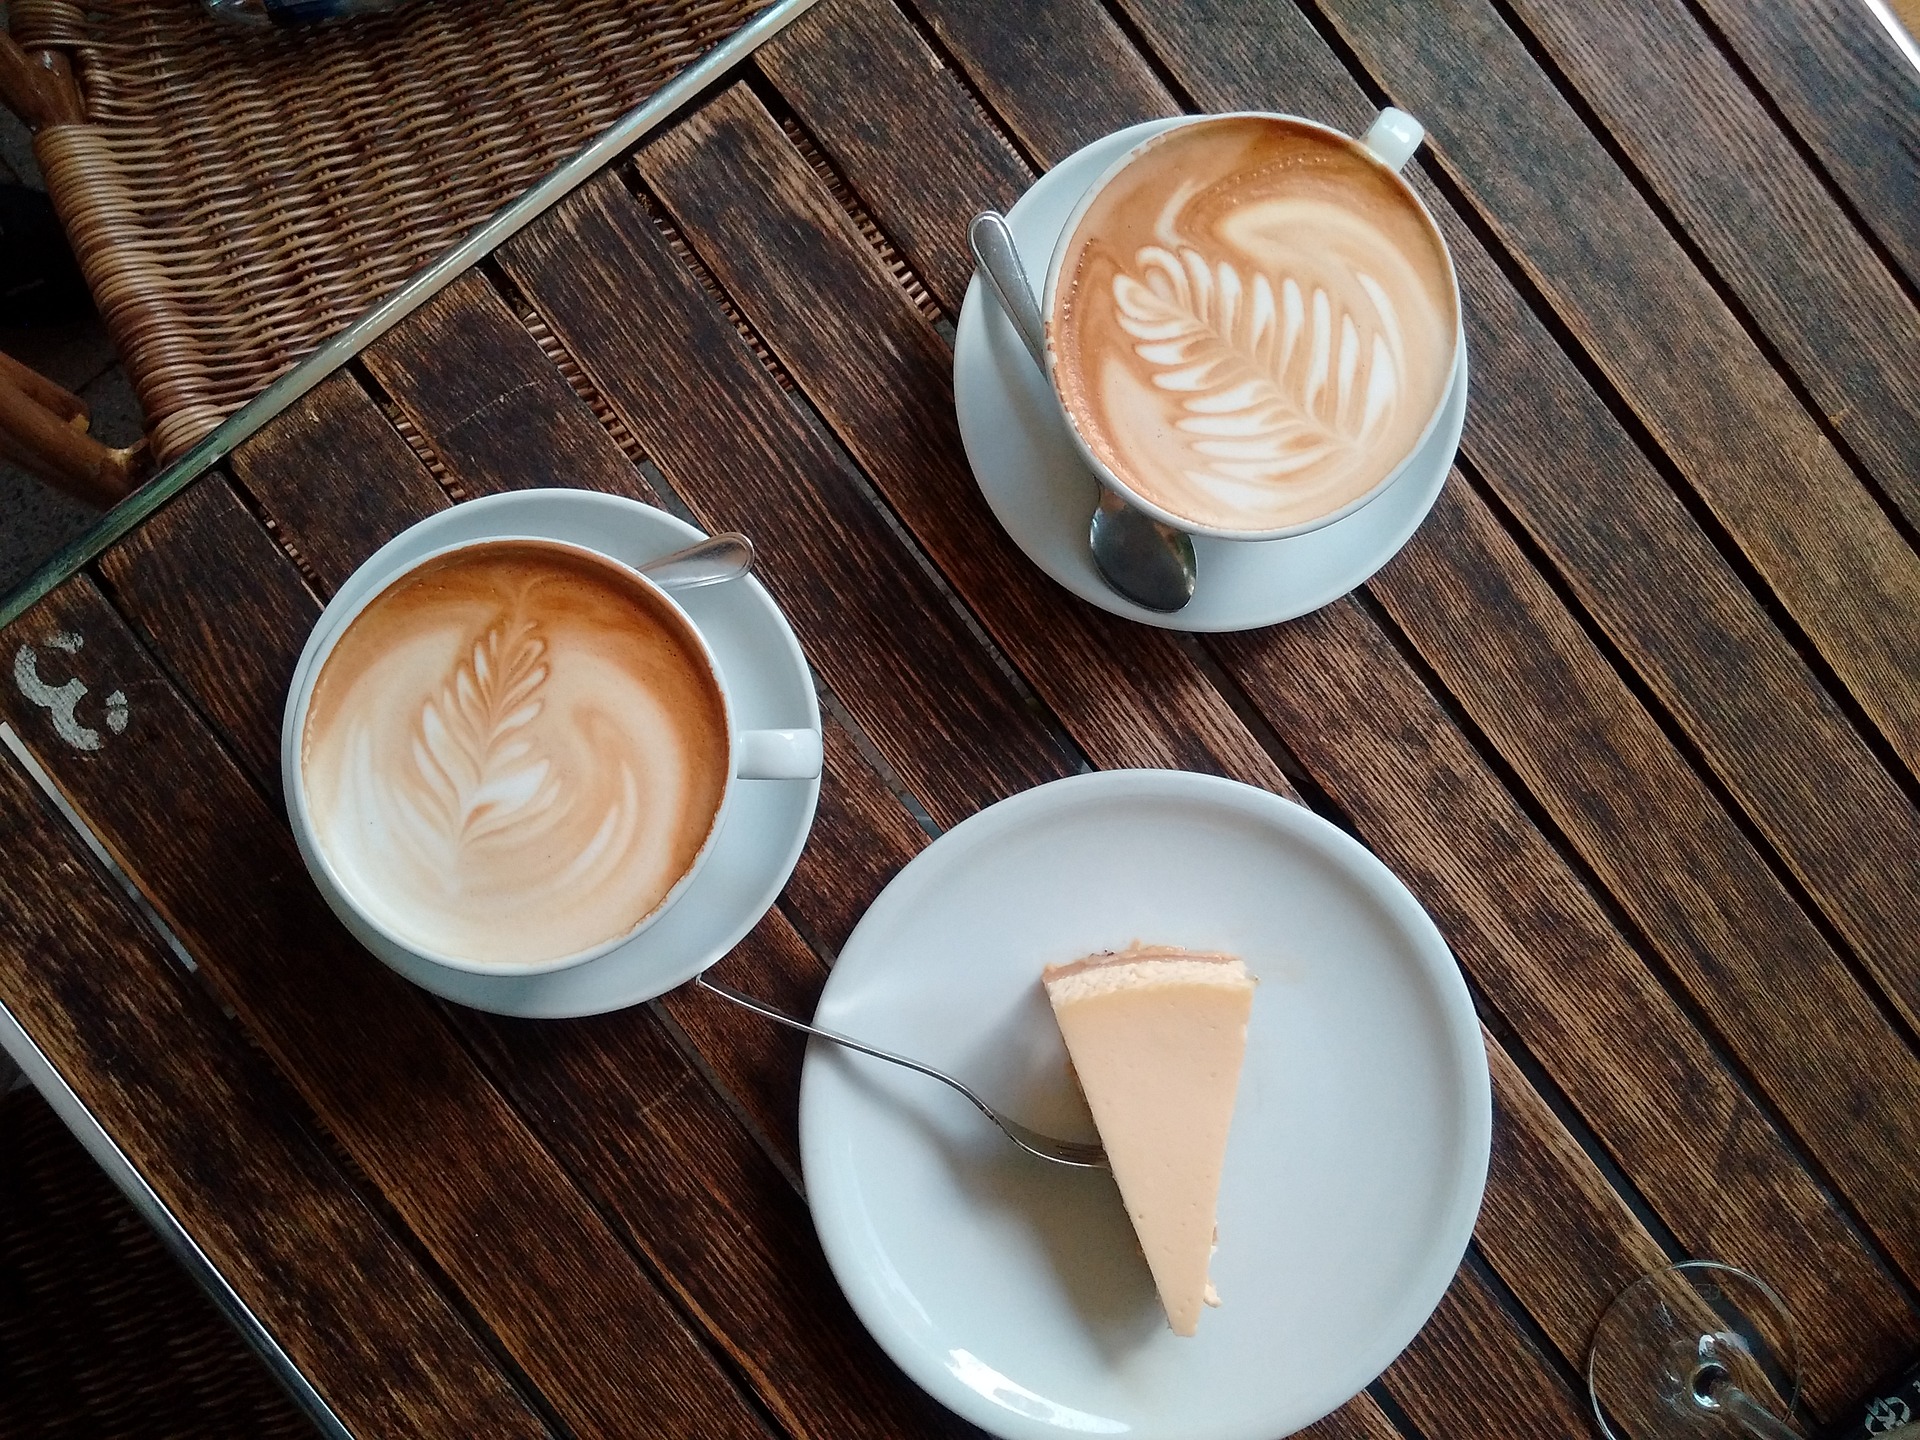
left=1275, top=0, right=1920, bottom=782
left=1667, top=0, right=1920, bottom=306
left=1336, top=576, right=1920, bottom=1316
left=0, top=718, right=580, bottom=1440
left=1464, top=0, right=1920, bottom=552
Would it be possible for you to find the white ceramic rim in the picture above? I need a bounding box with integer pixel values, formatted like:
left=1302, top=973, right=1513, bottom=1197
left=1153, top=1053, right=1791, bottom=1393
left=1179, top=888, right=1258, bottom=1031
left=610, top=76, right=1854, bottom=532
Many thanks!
left=1039, top=111, right=1465, bottom=543
left=800, top=768, right=1494, bottom=1440
left=282, top=534, right=744, bottom=977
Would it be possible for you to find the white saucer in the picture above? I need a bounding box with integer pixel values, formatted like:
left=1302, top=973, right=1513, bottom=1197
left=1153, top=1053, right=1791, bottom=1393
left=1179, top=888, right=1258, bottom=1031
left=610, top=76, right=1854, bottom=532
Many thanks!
left=282, top=489, right=821, bottom=1019
left=953, top=117, right=1469, bottom=632
left=800, top=770, right=1490, bottom=1440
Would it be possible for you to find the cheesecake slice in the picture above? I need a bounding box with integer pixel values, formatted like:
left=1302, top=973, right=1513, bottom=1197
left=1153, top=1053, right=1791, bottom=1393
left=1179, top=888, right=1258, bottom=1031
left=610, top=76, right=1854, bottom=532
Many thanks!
left=1043, top=943, right=1256, bottom=1336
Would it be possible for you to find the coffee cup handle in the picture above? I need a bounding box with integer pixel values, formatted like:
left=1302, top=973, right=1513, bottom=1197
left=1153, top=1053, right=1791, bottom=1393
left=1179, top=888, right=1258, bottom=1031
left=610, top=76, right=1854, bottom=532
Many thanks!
left=736, top=728, right=824, bottom=780
left=1361, top=107, right=1425, bottom=172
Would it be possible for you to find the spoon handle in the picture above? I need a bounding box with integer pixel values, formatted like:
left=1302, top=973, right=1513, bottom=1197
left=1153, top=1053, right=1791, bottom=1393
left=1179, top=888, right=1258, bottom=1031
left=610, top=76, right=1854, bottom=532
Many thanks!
left=639, top=531, right=754, bottom=590
left=968, top=211, right=1049, bottom=373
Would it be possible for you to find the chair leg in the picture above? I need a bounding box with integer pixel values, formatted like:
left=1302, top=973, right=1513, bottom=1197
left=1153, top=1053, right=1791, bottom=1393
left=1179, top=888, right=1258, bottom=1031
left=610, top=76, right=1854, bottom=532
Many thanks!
left=0, top=362, right=146, bottom=509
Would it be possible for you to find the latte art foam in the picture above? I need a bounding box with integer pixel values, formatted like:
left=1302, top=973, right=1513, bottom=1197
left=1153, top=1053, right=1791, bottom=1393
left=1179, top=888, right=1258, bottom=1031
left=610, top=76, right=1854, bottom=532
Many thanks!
left=1052, top=116, right=1458, bottom=532
left=302, top=542, right=729, bottom=966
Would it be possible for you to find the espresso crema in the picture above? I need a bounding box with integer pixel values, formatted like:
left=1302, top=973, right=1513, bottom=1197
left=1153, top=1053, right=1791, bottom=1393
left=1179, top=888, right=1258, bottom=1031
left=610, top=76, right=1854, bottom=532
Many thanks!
left=301, top=541, right=730, bottom=966
left=1051, top=116, right=1459, bottom=532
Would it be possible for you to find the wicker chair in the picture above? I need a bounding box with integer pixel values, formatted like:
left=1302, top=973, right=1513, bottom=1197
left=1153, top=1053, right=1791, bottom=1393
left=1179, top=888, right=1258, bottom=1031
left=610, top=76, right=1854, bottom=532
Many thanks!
left=0, top=0, right=770, bottom=507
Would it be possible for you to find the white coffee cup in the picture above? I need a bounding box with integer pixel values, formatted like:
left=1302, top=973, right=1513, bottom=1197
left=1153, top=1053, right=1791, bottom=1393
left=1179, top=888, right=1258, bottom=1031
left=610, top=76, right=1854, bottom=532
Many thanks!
left=1040, top=108, right=1463, bottom=543
left=282, top=536, right=822, bottom=978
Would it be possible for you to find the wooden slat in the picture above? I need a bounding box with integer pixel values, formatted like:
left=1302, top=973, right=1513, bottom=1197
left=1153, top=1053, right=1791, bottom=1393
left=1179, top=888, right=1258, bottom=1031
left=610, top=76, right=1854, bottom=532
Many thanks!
left=910, top=0, right=1167, bottom=156
left=0, top=581, right=770, bottom=1440
left=230, top=373, right=451, bottom=591
left=361, top=272, right=655, bottom=503
left=97, top=475, right=315, bottom=790
left=634, top=84, right=1291, bottom=790
left=499, top=177, right=1082, bottom=828
left=1687, top=0, right=1920, bottom=288
left=1476, top=1037, right=1667, bottom=1367
left=1388, top=1263, right=1592, bottom=1438
left=1304, top=0, right=1920, bottom=773
left=0, top=754, right=547, bottom=1440
left=1212, top=598, right=1913, bottom=1405
left=1493, top=0, right=1920, bottom=532
left=1111, top=0, right=1920, bottom=1127
left=912, top=0, right=1170, bottom=166
left=785, top=718, right=930, bottom=952
left=754, top=3, right=1031, bottom=313
left=454, top=991, right=986, bottom=1440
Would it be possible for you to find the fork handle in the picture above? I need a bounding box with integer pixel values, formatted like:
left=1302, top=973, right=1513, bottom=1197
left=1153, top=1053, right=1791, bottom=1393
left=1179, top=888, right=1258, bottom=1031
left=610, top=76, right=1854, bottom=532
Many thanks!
left=694, top=976, right=997, bottom=1120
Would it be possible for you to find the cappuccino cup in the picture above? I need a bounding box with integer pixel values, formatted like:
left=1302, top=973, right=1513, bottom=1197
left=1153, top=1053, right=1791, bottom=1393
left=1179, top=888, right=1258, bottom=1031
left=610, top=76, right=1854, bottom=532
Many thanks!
left=284, top=537, right=822, bottom=976
left=1043, top=109, right=1462, bottom=542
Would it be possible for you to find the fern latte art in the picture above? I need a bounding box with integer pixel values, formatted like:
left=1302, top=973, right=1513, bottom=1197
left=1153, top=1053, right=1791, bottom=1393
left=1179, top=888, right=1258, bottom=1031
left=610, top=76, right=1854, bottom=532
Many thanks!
left=301, top=541, right=730, bottom=967
left=1050, top=115, right=1459, bottom=534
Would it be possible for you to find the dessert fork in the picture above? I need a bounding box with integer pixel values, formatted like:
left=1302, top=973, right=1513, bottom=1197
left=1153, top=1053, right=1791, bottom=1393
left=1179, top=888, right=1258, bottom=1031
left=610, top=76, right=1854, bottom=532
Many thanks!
left=696, top=976, right=1109, bottom=1169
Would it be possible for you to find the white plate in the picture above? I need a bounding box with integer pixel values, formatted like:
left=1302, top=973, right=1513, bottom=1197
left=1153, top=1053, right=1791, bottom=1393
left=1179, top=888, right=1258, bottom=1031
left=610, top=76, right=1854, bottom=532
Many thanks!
left=954, top=117, right=1468, bottom=632
left=801, top=770, right=1490, bottom=1440
left=281, top=489, right=820, bottom=1018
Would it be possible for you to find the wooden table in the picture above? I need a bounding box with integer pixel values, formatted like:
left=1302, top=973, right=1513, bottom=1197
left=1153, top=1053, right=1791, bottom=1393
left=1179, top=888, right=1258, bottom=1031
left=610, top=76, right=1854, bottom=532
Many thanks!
left=3, top=1, right=1918, bottom=1435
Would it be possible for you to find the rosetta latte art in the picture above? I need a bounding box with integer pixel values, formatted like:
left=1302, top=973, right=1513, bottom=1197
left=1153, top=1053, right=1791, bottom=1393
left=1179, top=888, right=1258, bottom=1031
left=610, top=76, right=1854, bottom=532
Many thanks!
left=303, top=541, right=730, bottom=967
left=362, top=620, right=638, bottom=902
left=1051, top=116, right=1458, bottom=532
left=1112, top=246, right=1406, bottom=490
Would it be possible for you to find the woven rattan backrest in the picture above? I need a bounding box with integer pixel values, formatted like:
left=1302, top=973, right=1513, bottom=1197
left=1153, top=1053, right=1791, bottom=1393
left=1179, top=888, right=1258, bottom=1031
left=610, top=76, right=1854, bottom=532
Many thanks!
left=11, top=0, right=769, bottom=462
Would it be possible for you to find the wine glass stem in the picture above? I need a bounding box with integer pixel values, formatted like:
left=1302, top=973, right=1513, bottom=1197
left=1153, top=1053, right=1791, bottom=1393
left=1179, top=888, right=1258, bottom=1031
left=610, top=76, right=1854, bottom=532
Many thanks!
left=1712, top=1378, right=1804, bottom=1440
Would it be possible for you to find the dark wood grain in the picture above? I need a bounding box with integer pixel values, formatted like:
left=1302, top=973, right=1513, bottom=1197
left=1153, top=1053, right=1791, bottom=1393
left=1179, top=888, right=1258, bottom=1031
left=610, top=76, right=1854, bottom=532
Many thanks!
left=1687, top=0, right=1920, bottom=288
left=1495, top=0, right=1920, bottom=531
left=1113, top=0, right=1920, bottom=1124
left=1300, top=1401, right=1408, bottom=1440
left=0, top=751, right=547, bottom=1440
left=500, top=174, right=1081, bottom=830
left=1384, top=1262, right=1591, bottom=1438
left=96, top=474, right=315, bottom=790
left=1307, top=0, right=1920, bottom=772
left=361, top=271, right=658, bottom=503
left=636, top=84, right=1291, bottom=789
left=902, top=0, right=1159, bottom=166
left=229, top=372, right=452, bottom=592
left=1475, top=1036, right=1668, bottom=1377
left=0, top=581, right=770, bottom=1440
left=911, top=0, right=1176, bottom=162
left=1376, top=478, right=1920, bottom=1283
left=784, top=717, right=929, bottom=952
left=1213, top=600, right=1912, bottom=1406
left=754, top=1, right=1032, bottom=313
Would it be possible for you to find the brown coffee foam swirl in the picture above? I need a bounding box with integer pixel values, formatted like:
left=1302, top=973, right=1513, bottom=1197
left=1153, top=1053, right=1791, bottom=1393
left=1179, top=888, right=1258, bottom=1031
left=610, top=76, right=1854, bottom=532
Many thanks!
left=1053, top=117, right=1458, bottom=532
left=302, top=542, right=729, bottom=966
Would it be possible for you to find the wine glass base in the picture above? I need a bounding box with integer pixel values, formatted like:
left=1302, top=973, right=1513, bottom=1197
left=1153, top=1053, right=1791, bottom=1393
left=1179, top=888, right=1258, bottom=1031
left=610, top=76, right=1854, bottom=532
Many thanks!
left=1589, top=1262, right=1802, bottom=1439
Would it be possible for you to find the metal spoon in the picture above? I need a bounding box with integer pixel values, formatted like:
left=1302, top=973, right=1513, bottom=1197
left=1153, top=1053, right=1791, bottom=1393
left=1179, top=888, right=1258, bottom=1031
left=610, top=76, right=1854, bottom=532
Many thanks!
left=967, top=210, right=1198, bottom=614
left=696, top=976, right=1109, bottom=1169
left=637, top=531, right=754, bottom=589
